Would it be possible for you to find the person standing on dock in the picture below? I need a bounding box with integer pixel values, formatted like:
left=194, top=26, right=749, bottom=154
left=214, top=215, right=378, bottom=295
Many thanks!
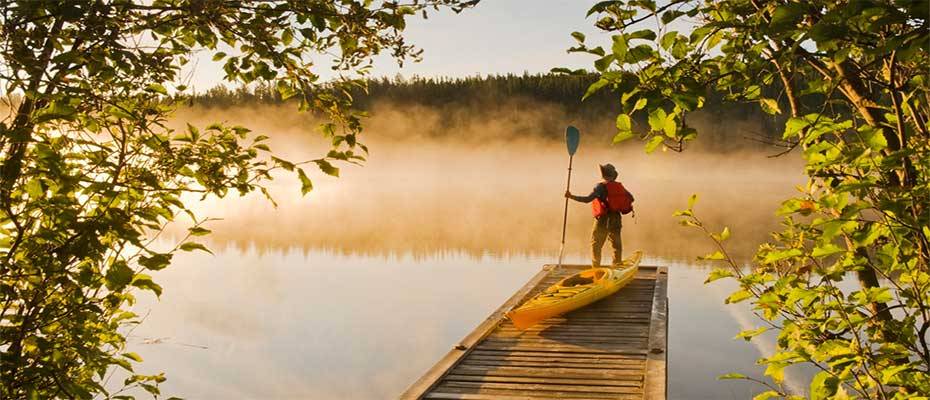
left=564, top=164, right=634, bottom=268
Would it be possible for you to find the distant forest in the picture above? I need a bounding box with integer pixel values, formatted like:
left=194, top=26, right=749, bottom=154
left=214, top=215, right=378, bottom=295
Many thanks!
left=187, top=73, right=785, bottom=150
left=190, top=72, right=611, bottom=111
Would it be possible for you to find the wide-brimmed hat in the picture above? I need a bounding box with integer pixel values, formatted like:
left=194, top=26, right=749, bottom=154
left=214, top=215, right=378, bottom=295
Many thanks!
left=599, top=163, right=618, bottom=178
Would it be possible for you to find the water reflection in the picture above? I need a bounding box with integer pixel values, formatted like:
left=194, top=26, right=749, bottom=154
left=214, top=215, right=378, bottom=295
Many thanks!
left=131, top=249, right=546, bottom=398
left=129, top=250, right=804, bottom=399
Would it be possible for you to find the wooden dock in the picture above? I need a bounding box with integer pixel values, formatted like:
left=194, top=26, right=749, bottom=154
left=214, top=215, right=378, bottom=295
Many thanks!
left=401, top=264, right=668, bottom=400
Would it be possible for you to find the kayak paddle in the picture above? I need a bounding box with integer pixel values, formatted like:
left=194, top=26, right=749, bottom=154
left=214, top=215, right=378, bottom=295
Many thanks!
left=558, top=126, right=580, bottom=268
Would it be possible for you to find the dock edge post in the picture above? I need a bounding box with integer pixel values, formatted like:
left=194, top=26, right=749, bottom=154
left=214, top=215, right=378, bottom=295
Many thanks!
left=643, top=266, right=668, bottom=399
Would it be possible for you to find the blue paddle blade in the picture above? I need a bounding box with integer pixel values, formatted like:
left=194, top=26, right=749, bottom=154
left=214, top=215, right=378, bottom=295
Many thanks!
left=565, top=126, right=580, bottom=155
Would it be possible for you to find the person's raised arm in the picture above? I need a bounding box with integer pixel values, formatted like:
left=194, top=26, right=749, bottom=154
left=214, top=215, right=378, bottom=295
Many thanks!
left=566, top=184, right=604, bottom=203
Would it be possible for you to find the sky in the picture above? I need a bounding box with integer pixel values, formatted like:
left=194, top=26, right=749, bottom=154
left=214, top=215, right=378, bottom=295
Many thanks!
left=186, top=0, right=606, bottom=90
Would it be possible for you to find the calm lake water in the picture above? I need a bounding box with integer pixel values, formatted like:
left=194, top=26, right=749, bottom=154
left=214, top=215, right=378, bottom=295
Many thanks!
left=125, top=113, right=809, bottom=399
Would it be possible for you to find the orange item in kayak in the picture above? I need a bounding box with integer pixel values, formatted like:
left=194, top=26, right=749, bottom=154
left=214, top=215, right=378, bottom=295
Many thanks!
left=592, top=181, right=634, bottom=217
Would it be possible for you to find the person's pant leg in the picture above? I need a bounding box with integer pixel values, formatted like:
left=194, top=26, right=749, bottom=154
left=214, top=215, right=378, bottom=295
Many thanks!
left=607, top=213, right=623, bottom=265
left=591, top=217, right=608, bottom=268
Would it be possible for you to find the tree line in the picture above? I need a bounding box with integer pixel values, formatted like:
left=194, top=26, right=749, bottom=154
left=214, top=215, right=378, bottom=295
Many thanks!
left=187, top=72, right=785, bottom=147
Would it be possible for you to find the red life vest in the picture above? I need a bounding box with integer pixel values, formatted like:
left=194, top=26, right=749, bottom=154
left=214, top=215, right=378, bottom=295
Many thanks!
left=591, top=181, right=634, bottom=217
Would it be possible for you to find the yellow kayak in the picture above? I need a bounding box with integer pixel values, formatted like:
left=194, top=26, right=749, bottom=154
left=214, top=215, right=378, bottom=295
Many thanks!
left=506, top=251, right=643, bottom=330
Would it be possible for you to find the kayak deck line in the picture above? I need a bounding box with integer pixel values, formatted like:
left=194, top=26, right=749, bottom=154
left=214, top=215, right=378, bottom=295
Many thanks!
left=400, top=264, right=668, bottom=400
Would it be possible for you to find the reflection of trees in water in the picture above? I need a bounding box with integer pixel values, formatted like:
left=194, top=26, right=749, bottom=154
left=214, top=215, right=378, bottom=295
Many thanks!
left=182, top=196, right=794, bottom=264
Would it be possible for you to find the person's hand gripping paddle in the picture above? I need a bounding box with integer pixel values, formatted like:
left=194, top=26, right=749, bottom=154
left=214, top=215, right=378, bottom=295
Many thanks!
left=558, top=126, right=580, bottom=268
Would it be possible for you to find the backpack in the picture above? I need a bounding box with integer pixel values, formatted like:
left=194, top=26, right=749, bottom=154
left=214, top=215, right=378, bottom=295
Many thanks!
left=591, top=181, right=634, bottom=217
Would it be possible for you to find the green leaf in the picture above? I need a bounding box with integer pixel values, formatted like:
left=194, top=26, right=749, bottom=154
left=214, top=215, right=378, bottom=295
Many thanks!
left=593, top=54, right=615, bottom=72
left=661, top=10, right=685, bottom=25
left=123, top=352, right=143, bottom=362
left=644, top=136, right=664, bottom=153
left=718, top=373, right=749, bottom=380
left=660, top=32, right=678, bottom=51
left=687, top=193, right=698, bottom=209
left=810, top=371, right=839, bottom=400
left=626, top=30, right=657, bottom=41
left=616, top=114, right=632, bottom=134
left=24, top=179, right=43, bottom=198
left=810, top=22, right=847, bottom=45
left=648, top=108, right=667, bottom=132
left=259, top=186, right=278, bottom=208
left=37, top=101, right=78, bottom=123
left=812, top=243, right=844, bottom=257
left=105, top=261, right=134, bottom=291
left=145, top=83, right=168, bottom=95
left=212, top=52, right=227, bottom=61
left=186, top=123, right=200, bottom=142
left=735, top=327, right=768, bottom=341
left=297, top=168, right=313, bottom=195
left=113, top=358, right=133, bottom=373
left=662, top=114, right=677, bottom=137
left=744, top=85, right=762, bottom=100
left=753, top=391, right=780, bottom=400
left=626, top=44, right=654, bottom=63
left=584, top=78, right=610, bottom=100
left=179, top=242, right=213, bottom=254
left=870, top=287, right=893, bottom=304
left=725, top=289, right=752, bottom=304
left=281, top=28, right=294, bottom=45
left=571, top=31, right=586, bottom=43
left=763, top=248, right=802, bottom=263
left=699, top=251, right=726, bottom=261
left=770, top=3, right=806, bottom=30
left=671, top=93, right=701, bottom=112
left=613, top=130, right=635, bottom=144
left=586, top=0, right=617, bottom=16
left=315, top=160, right=339, bottom=177
left=880, top=364, right=912, bottom=385
left=272, top=156, right=295, bottom=171
left=760, top=98, right=781, bottom=114
left=705, top=268, right=733, bottom=283
left=859, top=125, right=887, bottom=150
left=188, top=227, right=211, bottom=236
left=276, top=80, right=298, bottom=100
left=783, top=117, right=811, bottom=139
left=611, top=35, right=628, bottom=60
left=764, top=362, right=787, bottom=383
left=139, top=253, right=172, bottom=271
left=131, top=274, right=163, bottom=297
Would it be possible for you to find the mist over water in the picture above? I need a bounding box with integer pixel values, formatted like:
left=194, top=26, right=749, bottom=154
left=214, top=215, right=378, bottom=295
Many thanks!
left=169, top=101, right=804, bottom=261
left=127, top=102, right=809, bottom=399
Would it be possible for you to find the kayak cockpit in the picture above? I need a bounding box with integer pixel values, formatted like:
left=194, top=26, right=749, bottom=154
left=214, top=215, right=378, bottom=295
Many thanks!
left=559, top=268, right=606, bottom=287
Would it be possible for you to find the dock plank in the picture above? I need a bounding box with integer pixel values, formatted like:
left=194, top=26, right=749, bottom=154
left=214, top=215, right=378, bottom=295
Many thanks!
left=400, top=264, right=668, bottom=400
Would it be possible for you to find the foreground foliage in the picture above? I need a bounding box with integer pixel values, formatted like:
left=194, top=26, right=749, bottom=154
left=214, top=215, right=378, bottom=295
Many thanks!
left=0, top=1, right=475, bottom=398
left=575, top=0, right=929, bottom=398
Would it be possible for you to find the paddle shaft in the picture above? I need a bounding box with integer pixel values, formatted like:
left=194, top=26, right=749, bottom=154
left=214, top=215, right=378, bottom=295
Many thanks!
left=557, top=155, right=573, bottom=267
